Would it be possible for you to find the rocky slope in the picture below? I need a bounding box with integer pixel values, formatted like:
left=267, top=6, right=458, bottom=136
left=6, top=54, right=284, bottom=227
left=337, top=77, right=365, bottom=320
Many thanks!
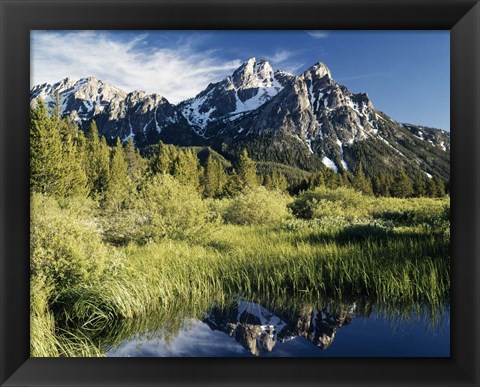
left=30, top=58, right=450, bottom=179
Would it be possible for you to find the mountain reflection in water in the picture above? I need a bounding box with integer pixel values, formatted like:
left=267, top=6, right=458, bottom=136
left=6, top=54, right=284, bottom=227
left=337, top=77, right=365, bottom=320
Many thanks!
left=106, top=297, right=449, bottom=357
left=204, top=301, right=356, bottom=356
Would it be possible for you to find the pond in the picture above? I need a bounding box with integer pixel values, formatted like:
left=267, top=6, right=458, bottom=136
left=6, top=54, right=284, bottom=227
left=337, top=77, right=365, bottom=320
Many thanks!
left=106, top=298, right=450, bottom=357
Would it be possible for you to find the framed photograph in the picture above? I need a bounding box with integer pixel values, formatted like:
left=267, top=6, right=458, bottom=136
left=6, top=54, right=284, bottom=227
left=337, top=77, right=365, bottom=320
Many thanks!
left=1, top=0, right=479, bottom=386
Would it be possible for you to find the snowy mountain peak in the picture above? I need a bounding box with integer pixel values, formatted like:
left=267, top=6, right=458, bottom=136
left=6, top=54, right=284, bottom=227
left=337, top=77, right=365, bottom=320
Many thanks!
left=29, top=58, right=450, bottom=181
left=30, top=76, right=128, bottom=122
left=179, top=57, right=288, bottom=133
left=301, top=62, right=332, bottom=80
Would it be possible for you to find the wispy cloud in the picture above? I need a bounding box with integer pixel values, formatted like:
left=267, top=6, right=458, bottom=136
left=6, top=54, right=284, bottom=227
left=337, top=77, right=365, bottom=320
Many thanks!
left=263, top=50, right=304, bottom=75
left=31, top=31, right=242, bottom=103
left=306, top=31, right=329, bottom=39
left=282, top=63, right=305, bottom=75
left=268, top=50, right=293, bottom=63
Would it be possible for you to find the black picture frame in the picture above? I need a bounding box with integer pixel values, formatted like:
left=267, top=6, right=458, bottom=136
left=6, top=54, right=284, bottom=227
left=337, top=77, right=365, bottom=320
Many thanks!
left=1, top=0, right=479, bottom=386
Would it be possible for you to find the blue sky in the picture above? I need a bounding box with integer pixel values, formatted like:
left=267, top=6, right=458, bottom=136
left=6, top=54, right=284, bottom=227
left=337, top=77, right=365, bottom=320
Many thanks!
left=31, top=30, right=450, bottom=130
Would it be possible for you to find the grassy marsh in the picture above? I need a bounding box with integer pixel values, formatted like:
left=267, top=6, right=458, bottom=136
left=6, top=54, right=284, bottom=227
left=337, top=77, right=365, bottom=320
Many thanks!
left=30, top=188, right=450, bottom=356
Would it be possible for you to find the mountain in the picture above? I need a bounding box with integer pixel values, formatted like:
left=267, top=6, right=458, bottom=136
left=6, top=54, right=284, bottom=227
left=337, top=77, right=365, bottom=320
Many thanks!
left=30, top=77, right=201, bottom=147
left=202, top=61, right=450, bottom=180
left=30, top=58, right=450, bottom=180
left=178, top=57, right=294, bottom=137
left=30, top=76, right=127, bottom=120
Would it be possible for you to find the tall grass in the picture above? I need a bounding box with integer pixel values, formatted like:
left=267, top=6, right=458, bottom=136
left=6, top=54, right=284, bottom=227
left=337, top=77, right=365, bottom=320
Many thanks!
left=30, top=188, right=450, bottom=356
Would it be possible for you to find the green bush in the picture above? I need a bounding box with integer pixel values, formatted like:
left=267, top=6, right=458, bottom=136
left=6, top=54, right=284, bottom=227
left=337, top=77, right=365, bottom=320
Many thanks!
left=289, top=187, right=371, bottom=219
left=372, top=197, right=450, bottom=226
left=338, top=219, right=394, bottom=241
left=102, top=174, right=210, bottom=244
left=222, top=187, right=291, bottom=225
left=204, top=197, right=231, bottom=224
left=31, top=193, right=108, bottom=291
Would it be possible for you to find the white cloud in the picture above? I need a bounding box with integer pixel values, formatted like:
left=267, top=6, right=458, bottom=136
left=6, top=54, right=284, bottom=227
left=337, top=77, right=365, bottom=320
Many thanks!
left=282, top=63, right=305, bottom=75
left=30, top=31, right=242, bottom=104
left=306, top=31, right=329, bottom=39
left=264, top=50, right=304, bottom=75
left=268, top=50, right=293, bottom=63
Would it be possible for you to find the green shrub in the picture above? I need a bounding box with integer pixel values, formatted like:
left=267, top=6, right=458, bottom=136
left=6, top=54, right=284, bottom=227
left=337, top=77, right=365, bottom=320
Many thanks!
left=102, top=174, right=210, bottom=244
left=372, top=197, right=450, bottom=226
left=223, top=187, right=291, bottom=225
left=31, top=193, right=108, bottom=291
left=338, top=219, right=394, bottom=241
left=289, top=187, right=371, bottom=219
left=204, top=197, right=231, bottom=224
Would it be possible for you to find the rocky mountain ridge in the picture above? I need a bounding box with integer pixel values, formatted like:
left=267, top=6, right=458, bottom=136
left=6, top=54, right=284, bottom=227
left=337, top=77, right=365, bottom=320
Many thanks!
left=30, top=57, right=450, bottom=179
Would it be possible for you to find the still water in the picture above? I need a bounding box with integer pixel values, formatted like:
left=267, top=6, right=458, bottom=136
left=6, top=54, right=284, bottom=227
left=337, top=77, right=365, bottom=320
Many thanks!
left=106, top=299, right=450, bottom=357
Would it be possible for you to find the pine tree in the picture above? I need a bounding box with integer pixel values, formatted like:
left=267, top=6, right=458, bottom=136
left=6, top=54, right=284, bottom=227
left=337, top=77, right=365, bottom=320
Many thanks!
left=383, top=174, right=394, bottom=197
left=335, top=172, right=347, bottom=190
left=224, top=168, right=243, bottom=196
left=86, top=121, right=110, bottom=196
left=172, top=149, right=202, bottom=191
left=30, top=100, right=66, bottom=197
left=445, top=178, right=450, bottom=196
left=391, top=170, right=414, bottom=198
left=413, top=175, right=427, bottom=197
left=50, top=91, right=62, bottom=122
left=124, top=138, right=147, bottom=185
left=264, top=170, right=288, bottom=192
left=61, top=131, right=89, bottom=197
left=150, top=141, right=172, bottom=175
left=104, top=138, right=130, bottom=211
left=202, top=155, right=228, bottom=198
left=432, top=177, right=446, bottom=197
left=236, top=149, right=258, bottom=190
left=309, top=170, right=325, bottom=189
left=371, top=175, right=383, bottom=197
left=352, top=163, right=373, bottom=195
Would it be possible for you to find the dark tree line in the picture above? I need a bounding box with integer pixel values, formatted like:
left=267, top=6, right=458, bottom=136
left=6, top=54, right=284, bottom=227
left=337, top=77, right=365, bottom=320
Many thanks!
left=30, top=101, right=448, bottom=203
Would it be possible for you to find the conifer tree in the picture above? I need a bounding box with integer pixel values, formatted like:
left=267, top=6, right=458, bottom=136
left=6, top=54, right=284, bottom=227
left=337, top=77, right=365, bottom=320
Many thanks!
left=352, top=163, right=373, bottom=195
left=104, top=138, right=130, bottom=211
left=50, top=91, right=63, bottom=122
left=445, top=178, right=450, bottom=196
left=371, top=175, right=382, bottom=197
left=224, top=168, right=243, bottom=196
left=383, top=174, right=394, bottom=197
left=61, top=131, right=89, bottom=197
left=309, top=170, right=325, bottom=189
left=124, top=138, right=147, bottom=185
left=264, top=170, right=288, bottom=192
left=150, top=141, right=172, bottom=175
left=30, top=100, right=66, bottom=197
left=413, top=175, right=427, bottom=197
left=86, top=121, right=110, bottom=195
left=236, top=149, right=258, bottom=190
left=335, top=172, right=347, bottom=190
left=391, top=170, right=414, bottom=198
left=432, top=177, right=446, bottom=197
left=172, top=149, right=202, bottom=191
left=202, top=155, right=227, bottom=197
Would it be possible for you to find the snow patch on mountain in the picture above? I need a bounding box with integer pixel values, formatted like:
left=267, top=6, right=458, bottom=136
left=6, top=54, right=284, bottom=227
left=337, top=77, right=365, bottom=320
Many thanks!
left=336, top=138, right=348, bottom=170
left=30, top=76, right=127, bottom=122
left=322, top=156, right=338, bottom=172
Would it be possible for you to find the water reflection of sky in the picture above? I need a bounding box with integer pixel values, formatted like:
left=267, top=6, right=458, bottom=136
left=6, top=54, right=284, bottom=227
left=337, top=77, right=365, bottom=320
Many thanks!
left=107, top=311, right=450, bottom=357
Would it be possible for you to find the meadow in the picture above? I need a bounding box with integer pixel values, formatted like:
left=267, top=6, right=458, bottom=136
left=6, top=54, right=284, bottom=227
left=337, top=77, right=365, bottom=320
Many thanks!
left=29, top=104, right=450, bottom=356
left=30, top=185, right=450, bottom=357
